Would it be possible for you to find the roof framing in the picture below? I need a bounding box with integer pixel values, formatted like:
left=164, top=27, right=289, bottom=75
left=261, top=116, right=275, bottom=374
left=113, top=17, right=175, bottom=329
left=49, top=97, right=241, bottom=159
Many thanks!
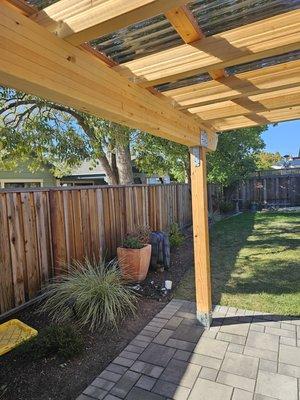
left=0, top=0, right=217, bottom=149
left=113, top=10, right=300, bottom=87
left=30, top=0, right=189, bottom=46
left=2, top=0, right=300, bottom=137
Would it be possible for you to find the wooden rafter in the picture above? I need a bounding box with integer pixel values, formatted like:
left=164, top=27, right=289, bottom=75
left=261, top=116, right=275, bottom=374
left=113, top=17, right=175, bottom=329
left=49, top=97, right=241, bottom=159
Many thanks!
left=189, top=87, right=300, bottom=120
left=165, top=5, right=226, bottom=80
left=163, top=60, right=300, bottom=110
left=30, top=0, right=189, bottom=46
left=211, top=105, right=300, bottom=131
left=0, top=1, right=217, bottom=149
left=114, top=10, right=300, bottom=86
left=165, top=5, right=204, bottom=43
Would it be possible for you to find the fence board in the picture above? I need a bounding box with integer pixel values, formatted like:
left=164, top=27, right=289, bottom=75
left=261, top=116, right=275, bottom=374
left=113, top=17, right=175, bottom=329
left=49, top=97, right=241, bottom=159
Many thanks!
left=0, top=193, right=14, bottom=313
left=0, top=183, right=191, bottom=314
left=238, top=173, right=300, bottom=208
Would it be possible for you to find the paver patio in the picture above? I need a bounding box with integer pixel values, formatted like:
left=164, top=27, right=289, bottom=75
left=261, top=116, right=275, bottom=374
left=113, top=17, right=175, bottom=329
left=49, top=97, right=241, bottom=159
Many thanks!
left=77, top=300, right=300, bottom=400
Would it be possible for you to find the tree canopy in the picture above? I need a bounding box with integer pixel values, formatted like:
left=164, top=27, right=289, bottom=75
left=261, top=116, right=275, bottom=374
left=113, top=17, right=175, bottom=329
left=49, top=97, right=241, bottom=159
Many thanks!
left=254, top=151, right=282, bottom=170
left=134, top=126, right=267, bottom=186
left=0, top=87, right=134, bottom=184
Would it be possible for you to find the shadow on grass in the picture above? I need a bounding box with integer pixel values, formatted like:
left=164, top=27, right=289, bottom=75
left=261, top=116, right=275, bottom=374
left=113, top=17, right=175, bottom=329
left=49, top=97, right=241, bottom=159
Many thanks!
left=176, top=211, right=300, bottom=315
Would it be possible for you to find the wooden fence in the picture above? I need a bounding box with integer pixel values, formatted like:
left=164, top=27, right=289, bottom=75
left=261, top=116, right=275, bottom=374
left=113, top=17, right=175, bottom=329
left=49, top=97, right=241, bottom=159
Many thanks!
left=237, top=170, right=300, bottom=207
left=0, top=184, right=191, bottom=314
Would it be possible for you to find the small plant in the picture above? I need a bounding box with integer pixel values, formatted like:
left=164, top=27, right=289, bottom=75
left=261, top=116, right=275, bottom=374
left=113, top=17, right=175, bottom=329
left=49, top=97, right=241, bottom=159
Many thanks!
left=14, top=324, right=83, bottom=361
left=39, top=259, right=137, bottom=331
left=123, top=236, right=144, bottom=249
left=122, top=225, right=151, bottom=249
left=219, top=201, right=234, bottom=213
left=132, top=225, right=151, bottom=244
left=169, top=223, right=184, bottom=248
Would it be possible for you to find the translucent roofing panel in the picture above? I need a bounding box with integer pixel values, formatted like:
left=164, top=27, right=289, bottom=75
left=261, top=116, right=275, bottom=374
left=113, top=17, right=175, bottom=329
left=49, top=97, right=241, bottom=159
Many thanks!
left=157, top=73, right=211, bottom=92
left=189, top=0, right=300, bottom=37
left=91, top=14, right=183, bottom=64
left=26, top=0, right=59, bottom=9
left=226, top=50, right=300, bottom=75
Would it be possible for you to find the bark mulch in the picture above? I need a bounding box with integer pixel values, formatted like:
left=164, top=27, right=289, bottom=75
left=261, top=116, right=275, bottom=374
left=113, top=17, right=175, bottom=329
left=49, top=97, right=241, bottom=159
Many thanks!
left=0, top=229, right=194, bottom=400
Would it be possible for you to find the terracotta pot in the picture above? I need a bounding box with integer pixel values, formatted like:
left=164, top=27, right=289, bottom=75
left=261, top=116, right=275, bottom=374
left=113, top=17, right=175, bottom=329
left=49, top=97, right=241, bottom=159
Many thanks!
left=117, top=244, right=151, bottom=282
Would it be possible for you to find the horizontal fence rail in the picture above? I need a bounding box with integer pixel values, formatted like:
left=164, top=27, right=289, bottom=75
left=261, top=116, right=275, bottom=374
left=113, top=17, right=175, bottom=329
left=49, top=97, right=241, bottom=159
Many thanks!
left=0, top=183, right=191, bottom=314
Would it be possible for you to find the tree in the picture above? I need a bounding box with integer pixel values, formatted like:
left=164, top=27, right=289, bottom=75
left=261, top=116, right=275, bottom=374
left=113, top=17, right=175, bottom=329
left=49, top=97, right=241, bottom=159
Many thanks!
left=134, top=127, right=267, bottom=190
left=207, top=127, right=266, bottom=186
left=255, top=151, right=281, bottom=170
left=133, top=133, right=190, bottom=183
left=0, top=88, right=134, bottom=184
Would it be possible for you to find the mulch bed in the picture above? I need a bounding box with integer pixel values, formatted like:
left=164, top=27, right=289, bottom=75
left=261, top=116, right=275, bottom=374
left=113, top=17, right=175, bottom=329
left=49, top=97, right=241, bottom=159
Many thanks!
left=0, top=229, right=194, bottom=400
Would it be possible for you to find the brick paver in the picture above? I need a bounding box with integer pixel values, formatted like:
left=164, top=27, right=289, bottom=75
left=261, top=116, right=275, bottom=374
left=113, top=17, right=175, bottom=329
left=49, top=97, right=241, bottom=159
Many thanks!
left=77, top=300, right=300, bottom=400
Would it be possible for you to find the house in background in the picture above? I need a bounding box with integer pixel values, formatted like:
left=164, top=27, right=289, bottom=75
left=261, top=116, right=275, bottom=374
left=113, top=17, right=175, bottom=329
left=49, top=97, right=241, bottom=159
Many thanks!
left=272, top=152, right=300, bottom=169
left=61, top=160, right=171, bottom=186
left=60, top=160, right=107, bottom=186
left=0, top=161, right=58, bottom=189
left=0, top=160, right=171, bottom=189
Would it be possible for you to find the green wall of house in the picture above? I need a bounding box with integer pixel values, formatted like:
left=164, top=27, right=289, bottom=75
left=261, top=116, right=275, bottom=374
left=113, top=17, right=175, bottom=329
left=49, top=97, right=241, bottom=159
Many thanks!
left=0, top=162, right=57, bottom=188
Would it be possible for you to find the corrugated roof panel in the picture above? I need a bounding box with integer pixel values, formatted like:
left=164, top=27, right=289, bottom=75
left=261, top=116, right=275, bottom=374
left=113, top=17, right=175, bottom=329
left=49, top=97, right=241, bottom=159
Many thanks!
left=91, top=14, right=183, bottom=64
left=156, top=73, right=211, bottom=92
left=26, top=0, right=59, bottom=9
left=226, top=50, right=300, bottom=75
left=189, top=0, right=300, bottom=36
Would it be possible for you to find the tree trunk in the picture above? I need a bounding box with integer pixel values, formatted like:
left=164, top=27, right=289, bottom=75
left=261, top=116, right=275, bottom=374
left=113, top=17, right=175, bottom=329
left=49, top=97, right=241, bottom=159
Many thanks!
left=110, top=152, right=119, bottom=184
left=116, top=143, right=134, bottom=185
left=98, top=155, right=118, bottom=185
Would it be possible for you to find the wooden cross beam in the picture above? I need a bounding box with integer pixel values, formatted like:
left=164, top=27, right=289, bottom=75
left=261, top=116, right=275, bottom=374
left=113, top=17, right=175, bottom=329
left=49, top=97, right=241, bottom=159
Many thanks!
left=0, top=1, right=217, bottom=150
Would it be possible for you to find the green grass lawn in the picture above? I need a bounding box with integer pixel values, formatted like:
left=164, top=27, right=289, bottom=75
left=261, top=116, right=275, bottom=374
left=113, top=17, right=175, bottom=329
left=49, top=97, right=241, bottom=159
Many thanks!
left=176, top=212, right=300, bottom=315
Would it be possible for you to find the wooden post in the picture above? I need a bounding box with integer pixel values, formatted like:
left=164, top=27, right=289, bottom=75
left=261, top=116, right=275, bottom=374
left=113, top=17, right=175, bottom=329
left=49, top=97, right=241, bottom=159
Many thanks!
left=263, top=178, right=267, bottom=203
left=190, top=146, right=212, bottom=328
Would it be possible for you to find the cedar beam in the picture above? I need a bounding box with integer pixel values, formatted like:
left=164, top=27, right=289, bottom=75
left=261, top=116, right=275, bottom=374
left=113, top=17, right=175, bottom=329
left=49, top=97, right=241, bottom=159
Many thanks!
left=30, top=0, right=189, bottom=46
left=165, top=5, right=204, bottom=43
left=190, top=146, right=212, bottom=327
left=0, top=1, right=217, bottom=149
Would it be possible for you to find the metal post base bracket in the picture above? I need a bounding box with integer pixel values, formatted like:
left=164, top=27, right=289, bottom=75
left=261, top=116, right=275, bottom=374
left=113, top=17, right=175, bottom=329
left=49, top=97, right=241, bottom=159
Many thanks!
left=197, top=311, right=212, bottom=329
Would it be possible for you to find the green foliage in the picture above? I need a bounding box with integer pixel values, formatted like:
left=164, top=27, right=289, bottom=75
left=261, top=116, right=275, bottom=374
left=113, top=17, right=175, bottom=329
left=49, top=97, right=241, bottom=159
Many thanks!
left=123, top=225, right=151, bottom=249
left=133, top=127, right=267, bottom=188
left=0, top=87, right=134, bottom=181
left=169, top=223, right=184, bottom=248
left=14, top=325, right=83, bottom=361
left=133, top=133, right=189, bottom=182
left=207, top=127, right=266, bottom=186
left=255, top=151, right=282, bottom=170
left=219, top=201, right=234, bottom=214
left=39, top=259, right=137, bottom=331
left=123, top=236, right=144, bottom=249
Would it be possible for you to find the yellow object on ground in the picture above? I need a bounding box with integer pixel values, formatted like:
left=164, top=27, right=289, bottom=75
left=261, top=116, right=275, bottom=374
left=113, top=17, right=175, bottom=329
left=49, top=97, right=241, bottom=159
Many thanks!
left=0, top=319, right=38, bottom=356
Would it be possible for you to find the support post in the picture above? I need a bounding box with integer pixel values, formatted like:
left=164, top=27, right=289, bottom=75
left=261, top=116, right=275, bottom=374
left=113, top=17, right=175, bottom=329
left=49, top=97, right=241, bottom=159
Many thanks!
left=190, top=146, right=212, bottom=328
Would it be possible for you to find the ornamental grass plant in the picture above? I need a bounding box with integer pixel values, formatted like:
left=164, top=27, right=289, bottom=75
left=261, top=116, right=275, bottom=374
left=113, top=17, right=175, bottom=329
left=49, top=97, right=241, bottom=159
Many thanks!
left=39, top=259, right=137, bottom=331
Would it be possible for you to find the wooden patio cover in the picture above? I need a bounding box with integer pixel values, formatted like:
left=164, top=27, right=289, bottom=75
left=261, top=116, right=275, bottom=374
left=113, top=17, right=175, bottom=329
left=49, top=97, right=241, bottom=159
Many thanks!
left=1, top=0, right=299, bottom=326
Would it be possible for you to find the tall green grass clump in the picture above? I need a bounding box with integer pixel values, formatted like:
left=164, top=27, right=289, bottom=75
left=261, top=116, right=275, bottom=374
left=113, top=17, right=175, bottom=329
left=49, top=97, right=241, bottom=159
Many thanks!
left=169, top=223, right=184, bottom=248
left=40, top=259, right=137, bottom=331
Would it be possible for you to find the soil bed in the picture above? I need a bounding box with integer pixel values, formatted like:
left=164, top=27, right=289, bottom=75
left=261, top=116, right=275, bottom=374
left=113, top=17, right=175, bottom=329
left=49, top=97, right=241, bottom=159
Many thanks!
left=0, top=229, right=194, bottom=400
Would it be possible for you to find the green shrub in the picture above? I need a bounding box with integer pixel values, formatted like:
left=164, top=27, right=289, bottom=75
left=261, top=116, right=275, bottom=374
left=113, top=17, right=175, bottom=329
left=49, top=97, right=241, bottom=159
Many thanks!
left=123, top=225, right=151, bottom=249
left=39, top=259, right=137, bottom=331
left=169, top=223, right=184, bottom=248
left=219, top=201, right=234, bottom=213
left=14, top=324, right=83, bottom=361
left=123, top=236, right=144, bottom=249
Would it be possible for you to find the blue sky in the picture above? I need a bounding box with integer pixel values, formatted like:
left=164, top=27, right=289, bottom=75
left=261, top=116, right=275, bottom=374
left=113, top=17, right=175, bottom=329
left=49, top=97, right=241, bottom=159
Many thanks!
left=262, top=120, right=299, bottom=156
